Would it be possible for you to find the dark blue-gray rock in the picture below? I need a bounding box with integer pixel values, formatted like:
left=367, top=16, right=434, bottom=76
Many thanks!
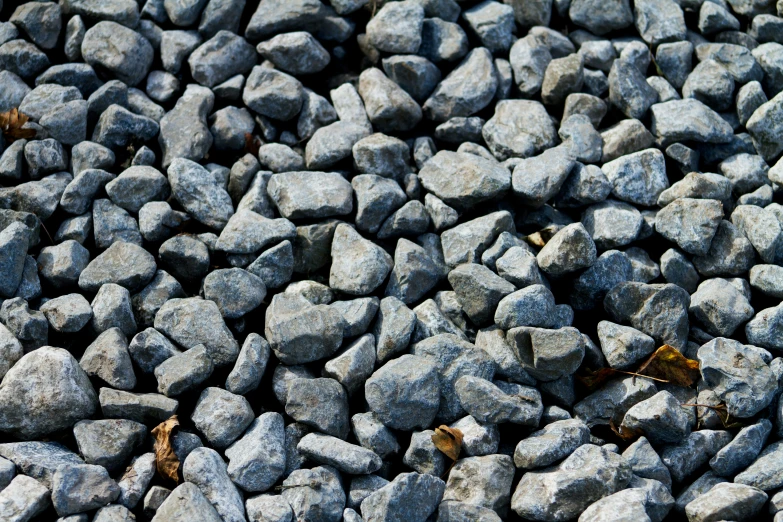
left=81, top=22, right=152, bottom=86
left=225, top=412, right=285, bottom=493
left=352, top=133, right=411, bottom=180
left=189, top=30, right=256, bottom=87
left=660, top=429, right=732, bottom=483
left=358, top=67, right=422, bottom=133
left=655, top=198, right=723, bottom=256
left=191, top=387, right=253, bottom=451
left=693, top=220, right=755, bottom=277
left=225, top=333, right=269, bottom=395
left=128, top=327, right=180, bottom=375
left=365, top=354, right=440, bottom=431
left=448, top=263, right=515, bottom=326
left=60, top=168, right=116, bottom=215
left=299, top=433, right=382, bottom=475
left=511, top=444, right=632, bottom=521
left=682, top=59, right=735, bottom=111
left=537, top=223, right=596, bottom=276
left=281, top=466, right=345, bottom=522
left=39, top=293, right=91, bottom=334
left=462, top=1, right=514, bottom=53
left=365, top=0, right=424, bottom=53
left=154, top=345, right=214, bottom=397
left=424, top=48, right=497, bottom=122
left=373, top=296, right=416, bottom=363
left=660, top=248, right=699, bottom=293
left=604, top=282, right=690, bottom=349
left=323, top=334, right=376, bottom=395
left=382, top=55, right=441, bottom=103
left=698, top=337, right=777, bottom=418
left=80, top=327, right=135, bottom=390
left=596, top=320, right=655, bottom=370
left=245, top=494, right=292, bottom=522
left=622, top=437, right=672, bottom=488
left=257, top=31, right=329, bottom=75
left=719, top=153, right=769, bottom=195
left=0, top=347, right=97, bottom=440
left=685, top=482, right=767, bottom=521
left=154, top=297, right=238, bottom=367
left=330, top=224, right=393, bottom=296
left=621, top=391, right=691, bottom=445
left=151, top=482, right=221, bottom=522
left=441, top=454, right=513, bottom=515
left=582, top=200, right=642, bottom=250
left=167, top=158, right=233, bottom=230
left=494, top=285, right=556, bottom=330
left=73, top=418, right=145, bottom=473
left=482, top=99, right=557, bottom=160
left=285, top=377, right=349, bottom=439
left=0, top=39, right=50, bottom=80
left=690, top=278, right=754, bottom=336
left=159, top=235, right=209, bottom=282
left=441, top=211, right=515, bottom=267
left=361, top=472, right=445, bottom=522
left=203, top=268, right=266, bottom=319
left=455, top=377, right=542, bottom=425
left=710, top=419, right=772, bottom=477
left=650, top=98, right=734, bottom=145
left=601, top=148, right=669, bottom=207
left=92, top=105, right=159, bottom=149
left=158, top=85, right=214, bottom=168
left=105, top=166, right=168, bottom=214
left=352, top=412, right=399, bottom=459
left=267, top=171, right=352, bottom=219
left=182, top=447, right=245, bottom=522
left=52, top=463, right=119, bottom=516
left=98, top=388, right=177, bottom=425
left=243, top=65, right=303, bottom=121
left=506, top=326, right=584, bottom=382
left=0, top=297, right=47, bottom=352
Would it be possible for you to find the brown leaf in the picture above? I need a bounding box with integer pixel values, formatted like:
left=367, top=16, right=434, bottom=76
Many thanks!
left=151, top=415, right=180, bottom=484
left=683, top=403, right=744, bottom=429
left=0, top=109, right=36, bottom=141
left=576, top=368, right=618, bottom=391
left=609, top=418, right=643, bottom=441
left=244, top=132, right=261, bottom=156
left=431, top=425, right=463, bottom=461
left=636, top=345, right=700, bottom=387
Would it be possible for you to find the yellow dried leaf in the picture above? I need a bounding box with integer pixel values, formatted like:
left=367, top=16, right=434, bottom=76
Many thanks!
left=637, top=345, right=700, bottom=387
left=431, top=425, right=463, bottom=461
left=0, top=109, right=36, bottom=141
left=151, top=415, right=180, bottom=484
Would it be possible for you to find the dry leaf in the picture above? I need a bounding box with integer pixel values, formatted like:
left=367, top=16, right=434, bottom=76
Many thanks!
left=637, top=345, right=700, bottom=387
left=431, top=425, right=463, bottom=461
left=526, top=225, right=561, bottom=248
left=576, top=368, right=618, bottom=391
left=683, top=403, right=743, bottom=429
left=244, top=132, right=261, bottom=156
left=0, top=109, right=36, bottom=141
left=151, top=415, right=180, bottom=484
left=609, top=419, right=643, bottom=441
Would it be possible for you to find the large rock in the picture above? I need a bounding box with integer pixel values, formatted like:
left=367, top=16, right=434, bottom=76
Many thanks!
left=81, top=21, right=153, bottom=86
left=418, top=151, right=510, bottom=209
left=0, top=347, right=97, bottom=440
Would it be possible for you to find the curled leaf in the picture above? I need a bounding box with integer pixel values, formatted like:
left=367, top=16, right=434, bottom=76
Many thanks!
left=0, top=109, right=36, bottom=141
left=431, top=425, right=463, bottom=461
left=151, top=415, right=180, bottom=484
left=609, top=419, right=643, bottom=442
left=637, top=345, right=700, bottom=387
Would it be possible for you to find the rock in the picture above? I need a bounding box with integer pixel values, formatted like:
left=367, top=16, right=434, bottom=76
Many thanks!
left=621, top=391, right=692, bottom=445
left=0, top=347, right=97, bottom=440
left=189, top=31, right=256, bottom=87
left=359, top=67, right=423, bottom=133
left=482, top=99, right=557, bottom=160
left=650, top=99, right=734, bottom=145
left=182, top=447, right=245, bottom=522
left=655, top=198, right=723, bottom=255
left=151, top=483, right=221, bottom=522
left=267, top=171, right=352, bottom=219
left=455, top=377, right=543, bottom=425
left=569, top=0, right=633, bottom=34
left=286, top=377, right=350, bottom=439
left=154, top=297, right=238, bottom=367
left=365, top=354, right=441, bottom=431
left=511, top=444, right=632, bottom=521
left=622, top=437, right=672, bottom=488
left=243, top=65, right=303, bottom=121
left=361, top=472, right=446, bottom=522
left=698, top=337, right=777, bottom=418
left=281, top=466, right=345, bottom=522
left=514, top=419, right=591, bottom=470
left=330, top=224, right=393, bottom=296
left=0, top=474, right=49, bottom=521
left=366, top=1, right=424, bottom=53
left=81, top=22, right=152, bottom=86
left=419, top=151, right=510, bottom=209
left=73, top=419, right=145, bottom=473
left=51, top=463, right=120, bottom=516
left=685, top=482, right=767, bottom=521
left=298, top=433, right=382, bottom=474
left=424, top=48, right=497, bottom=122
left=225, top=412, right=285, bottom=492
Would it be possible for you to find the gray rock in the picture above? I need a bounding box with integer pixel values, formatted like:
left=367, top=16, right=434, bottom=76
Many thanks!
left=651, top=98, right=734, bottom=146
left=622, top=437, right=672, bottom=488
left=693, top=220, right=756, bottom=277
left=330, top=224, right=393, bottom=296
left=299, top=433, right=382, bottom=474
left=225, top=333, right=269, bottom=395
left=373, top=297, right=416, bottom=363
left=690, top=278, right=754, bottom=336
left=286, top=377, right=350, bottom=439
left=582, top=200, right=642, bottom=251
left=424, top=48, right=497, bottom=122
left=39, top=294, right=91, bottom=334
left=91, top=283, right=137, bottom=338
left=602, top=148, right=669, bottom=207
left=462, top=1, right=514, bottom=52
left=80, top=327, right=136, bottom=390
left=73, top=419, right=145, bottom=473
left=98, top=388, right=177, bottom=425
left=604, top=282, right=690, bottom=349
left=203, top=268, right=266, bottom=319
left=92, top=104, right=159, bottom=149
left=153, top=343, right=213, bottom=396
left=191, top=387, right=253, bottom=450
left=365, top=354, right=440, bottom=431
left=182, top=447, right=245, bottom=522
left=352, top=412, right=399, bottom=459
left=267, top=171, right=352, bottom=219
left=160, top=30, right=202, bottom=74
left=189, top=31, right=256, bottom=87
left=154, top=297, right=238, bottom=366
left=710, top=419, right=772, bottom=477
left=158, top=85, right=214, bottom=168
left=225, top=412, right=285, bottom=493
left=323, top=334, right=376, bottom=395
left=455, top=377, right=542, bottom=425
left=441, top=211, right=514, bottom=267
left=151, top=483, right=221, bottom=522
left=621, top=391, right=691, bottom=445
left=419, top=151, right=510, bottom=210
left=441, top=454, right=514, bottom=514
left=358, top=67, right=422, bottom=133
left=366, top=1, right=424, bottom=53
left=0, top=347, right=97, bottom=440
left=243, top=65, right=303, bottom=122
left=281, top=466, right=345, bottom=522
left=511, top=444, right=632, bottom=521
left=0, top=474, right=49, bottom=521
left=116, top=452, right=156, bottom=509
left=257, top=31, right=329, bottom=75
left=660, top=429, right=732, bottom=483
left=166, top=158, right=234, bottom=230
left=483, top=99, right=557, bottom=160
left=685, top=482, right=767, bottom=521
left=51, top=465, right=118, bottom=518
left=448, top=263, right=515, bottom=326
left=597, top=321, right=655, bottom=370
left=537, top=222, right=596, bottom=276
left=245, top=494, right=292, bottom=522
left=495, top=285, right=556, bottom=330
left=655, top=198, right=723, bottom=256
left=660, top=249, right=699, bottom=293
left=361, top=472, right=445, bottom=522
left=81, top=22, right=152, bottom=86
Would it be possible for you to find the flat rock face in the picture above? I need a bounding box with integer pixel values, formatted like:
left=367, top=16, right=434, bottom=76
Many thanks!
left=0, top=347, right=97, bottom=440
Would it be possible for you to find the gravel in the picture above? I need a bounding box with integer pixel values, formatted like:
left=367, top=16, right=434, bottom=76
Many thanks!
left=4, top=0, right=783, bottom=520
